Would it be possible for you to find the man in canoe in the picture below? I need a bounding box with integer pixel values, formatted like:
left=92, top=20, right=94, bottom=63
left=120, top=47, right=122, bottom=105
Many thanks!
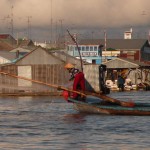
left=64, top=63, right=86, bottom=101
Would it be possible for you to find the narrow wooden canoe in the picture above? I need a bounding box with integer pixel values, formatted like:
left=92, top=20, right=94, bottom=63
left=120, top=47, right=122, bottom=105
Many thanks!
left=68, top=98, right=150, bottom=116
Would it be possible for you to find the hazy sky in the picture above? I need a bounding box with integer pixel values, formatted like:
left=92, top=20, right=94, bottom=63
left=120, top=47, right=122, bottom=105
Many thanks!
left=0, top=0, right=150, bottom=41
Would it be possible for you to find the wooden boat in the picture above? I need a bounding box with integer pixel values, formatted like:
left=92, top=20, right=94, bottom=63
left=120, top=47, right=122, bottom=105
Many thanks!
left=68, top=98, right=150, bottom=116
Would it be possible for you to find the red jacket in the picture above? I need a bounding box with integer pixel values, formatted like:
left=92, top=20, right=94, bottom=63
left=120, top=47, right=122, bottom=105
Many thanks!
left=72, top=72, right=85, bottom=98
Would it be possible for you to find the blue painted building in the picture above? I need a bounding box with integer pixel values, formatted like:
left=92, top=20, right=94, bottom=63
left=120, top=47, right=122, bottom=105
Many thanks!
left=67, top=44, right=119, bottom=64
left=67, top=44, right=103, bottom=64
left=67, top=38, right=147, bottom=64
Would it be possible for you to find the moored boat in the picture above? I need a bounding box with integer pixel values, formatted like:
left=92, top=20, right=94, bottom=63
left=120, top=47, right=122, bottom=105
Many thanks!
left=68, top=98, right=150, bottom=116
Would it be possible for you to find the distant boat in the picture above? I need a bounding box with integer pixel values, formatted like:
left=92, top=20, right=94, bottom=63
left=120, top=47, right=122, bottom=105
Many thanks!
left=68, top=98, right=150, bottom=116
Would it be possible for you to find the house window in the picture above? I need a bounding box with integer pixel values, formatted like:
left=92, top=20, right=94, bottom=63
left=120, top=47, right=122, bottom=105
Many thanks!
left=75, top=46, right=78, bottom=51
left=86, top=46, right=89, bottom=51
left=78, top=46, right=81, bottom=51
left=90, top=46, right=93, bottom=51
left=94, top=46, right=98, bottom=51
left=69, top=46, right=73, bottom=51
left=82, top=46, right=85, bottom=51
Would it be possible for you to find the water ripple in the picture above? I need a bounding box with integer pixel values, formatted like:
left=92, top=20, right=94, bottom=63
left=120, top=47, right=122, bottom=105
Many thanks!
left=0, top=92, right=150, bottom=149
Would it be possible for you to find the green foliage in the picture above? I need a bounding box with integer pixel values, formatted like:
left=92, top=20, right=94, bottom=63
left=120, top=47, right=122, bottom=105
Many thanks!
left=47, top=47, right=64, bottom=51
left=107, top=48, right=117, bottom=51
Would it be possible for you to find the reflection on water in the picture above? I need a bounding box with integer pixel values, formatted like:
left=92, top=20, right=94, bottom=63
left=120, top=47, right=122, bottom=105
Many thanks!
left=0, top=91, right=149, bottom=150
left=63, top=113, right=87, bottom=123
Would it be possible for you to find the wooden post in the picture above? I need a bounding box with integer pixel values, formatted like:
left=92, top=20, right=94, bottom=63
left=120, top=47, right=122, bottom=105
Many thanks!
left=135, top=68, right=138, bottom=90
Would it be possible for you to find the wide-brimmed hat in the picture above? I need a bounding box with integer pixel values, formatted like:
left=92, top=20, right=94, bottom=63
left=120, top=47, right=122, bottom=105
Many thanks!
left=64, top=63, right=74, bottom=69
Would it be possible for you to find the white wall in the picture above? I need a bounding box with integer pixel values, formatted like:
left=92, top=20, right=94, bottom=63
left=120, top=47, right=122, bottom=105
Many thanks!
left=0, top=57, right=11, bottom=64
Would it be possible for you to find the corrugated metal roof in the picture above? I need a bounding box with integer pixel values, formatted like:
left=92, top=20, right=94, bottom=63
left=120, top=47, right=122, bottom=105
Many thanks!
left=0, top=51, right=16, bottom=61
left=0, top=40, right=14, bottom=51
left=14, top=47, right=81, bottom=68
left=18, top=39, right=34, bottom=47
left=50, top=50, right=82, bottom=68
left=103, top=57, right=149, bottom=69
left=0, top=34, right=16, bottom=46
left=79, top=39, right=146, bottom=50
left=10, top=47, right=31, bottom=53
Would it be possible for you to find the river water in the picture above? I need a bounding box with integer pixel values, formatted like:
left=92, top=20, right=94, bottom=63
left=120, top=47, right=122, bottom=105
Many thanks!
left=0, top=91, right=150, bottom=150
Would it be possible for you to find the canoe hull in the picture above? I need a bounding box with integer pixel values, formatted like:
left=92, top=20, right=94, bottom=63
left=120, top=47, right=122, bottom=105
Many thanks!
left=69, top=99, right=150, bottom=116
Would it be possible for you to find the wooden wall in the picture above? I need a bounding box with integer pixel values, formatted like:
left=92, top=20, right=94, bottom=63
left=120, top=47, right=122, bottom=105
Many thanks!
left=0, top=65, right=18, bottom=93
left=0, top=64, right=101, bottom=94
left=83, top=64, right=100, bottom=92
left=0, top=64, right=70, bottom=94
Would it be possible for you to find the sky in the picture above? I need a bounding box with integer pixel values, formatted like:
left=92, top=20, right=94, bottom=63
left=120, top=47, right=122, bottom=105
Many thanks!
left=0, top=0, right=150, bottom=42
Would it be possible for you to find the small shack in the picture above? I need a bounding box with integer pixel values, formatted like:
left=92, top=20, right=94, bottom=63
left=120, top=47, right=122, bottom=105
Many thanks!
left=103, top=57, right=150, bottom=90
left=0, top=47, right=102, bottom=95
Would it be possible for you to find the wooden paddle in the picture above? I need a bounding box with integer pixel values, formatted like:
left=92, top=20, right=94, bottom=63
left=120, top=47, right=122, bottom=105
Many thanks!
left=84, top=91, right=135, bottom=107
left=0, top=71, right=86, bottom=97
left=0, top=71, right=134, bottom=107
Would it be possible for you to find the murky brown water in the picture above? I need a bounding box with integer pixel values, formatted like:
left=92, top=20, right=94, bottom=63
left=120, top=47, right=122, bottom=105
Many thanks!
left=0, top=91, right=150, bottom=150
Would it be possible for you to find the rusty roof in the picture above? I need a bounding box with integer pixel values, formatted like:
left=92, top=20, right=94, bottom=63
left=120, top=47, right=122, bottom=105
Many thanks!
left=0, top=40, right=14, bottom=51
